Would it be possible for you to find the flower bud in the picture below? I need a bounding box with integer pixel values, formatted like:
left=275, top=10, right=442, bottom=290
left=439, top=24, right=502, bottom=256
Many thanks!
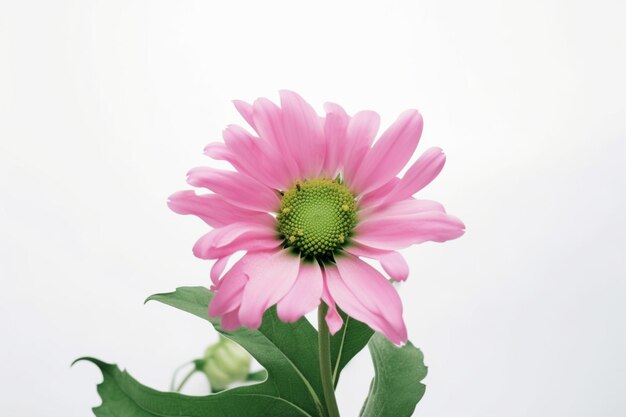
left=201, top=336, right=251, bottom=391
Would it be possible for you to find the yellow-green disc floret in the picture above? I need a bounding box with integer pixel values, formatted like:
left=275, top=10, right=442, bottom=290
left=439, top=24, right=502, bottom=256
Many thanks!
left=277, top=178, right=357, bottom=258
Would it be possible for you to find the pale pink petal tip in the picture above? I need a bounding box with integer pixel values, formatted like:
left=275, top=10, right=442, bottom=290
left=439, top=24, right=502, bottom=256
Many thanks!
left=327, top=256, right=408, bottom=345
left=232, top=100, right=255, bottom=129
left=325, top=304, right=343, bottom=335
left=385, top=146, right=446, bottom=204
left=321, top=274, right=344, bottom=335
left=379, top=252, right=410, bottom=282
left=203, top=142, right=230, bottom=160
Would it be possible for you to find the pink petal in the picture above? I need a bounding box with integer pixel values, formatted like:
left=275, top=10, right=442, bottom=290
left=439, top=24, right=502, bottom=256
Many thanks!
left=203, top=142, right=231, bottom=160
left=358, top=178, right=400, bottom=209
left=384, top=147, right=446, bottom=205
left=343, top=111, right=380, bottom=186
left=210, top=256, right=230, bottom=288
left=252, top=97, right=301, bottom=179
left=345, top=245, right=409, bottom=282
left=208, top=263, right=250, bottom=317
left=280, top=90, right=326, bottom=178
left=322, top=102, right=349, bottom=177
left=193, top=222, right=279, bottom=259
left=321, top=271, right=343, bottom=335
left=376, top=252, right=409, bottom=282
left=209, top=252, right=275, bottom=318
left=350, top=110, right=424, bottom=194
left=355, top=210, right=465, bottom=250
left=222, top=125, right=291, bottom=189
left=232, top=100, right=256, bottom=130
left=187, top=167, right=280, bottom=212
left=238, top=250, right=301, bottom=329
left=327, top=255, right=407, bottom=345
left=361, top=198, right=446, bottom=220
left=168, top=191, right=274, bottom=228
left=209, top=273, right=246, bottom=316
left=277, top=261, right=323, bottom=322
left=220, top=307, right=242, bottom=331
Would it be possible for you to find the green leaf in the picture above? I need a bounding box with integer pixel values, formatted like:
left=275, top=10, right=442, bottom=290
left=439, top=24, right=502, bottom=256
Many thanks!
left=147, top=286, right=326, bottom=416
left=77, top=286, right=382, bottom=416
left=77, top=287, right=376, bottom=417
left=246, top=370, right=268, bottom=382
left=77, top=357, right=315, bottom=416
left=359, top=333, right=428, bottom=417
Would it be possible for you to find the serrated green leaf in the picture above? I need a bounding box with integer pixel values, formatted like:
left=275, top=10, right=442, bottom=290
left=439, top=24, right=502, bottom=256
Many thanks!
left=76, top=357, right=316, bottom=416
left=78, top=286, right=379, bottom=416
left=359, top=333, right=428, bottom=417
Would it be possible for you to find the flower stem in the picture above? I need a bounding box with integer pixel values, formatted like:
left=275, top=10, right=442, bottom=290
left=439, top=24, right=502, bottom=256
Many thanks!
left=170, top=360, right=194, bottom=391
left=318, top=303, right=341, bottom=417
left=176, top=367, right=196, bottom=392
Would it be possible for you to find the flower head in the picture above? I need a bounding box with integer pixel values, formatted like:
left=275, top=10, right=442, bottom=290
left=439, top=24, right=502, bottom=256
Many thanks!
left=169, top=91, right=464, bottom=345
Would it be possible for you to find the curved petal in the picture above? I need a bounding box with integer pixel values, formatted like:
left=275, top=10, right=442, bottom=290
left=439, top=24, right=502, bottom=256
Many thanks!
left=321, top=270, right=343, bottom=335
left=208, top=263, right=250, bottom=317
left=193, top=222, right=279, bottom=259
left=203, top=142, right=231, bottom=160
left=277, top=261, right=323, bottom=322
left=350, top=110, right=423, bottom=194
left=187, top=167, right=280, bottom=212
left=345, top=245, right=409, bottom=282
left=327, top=256, right=407, bottom=345
left=209, top=251, right=275, bottom=318
left=280, top=90, right=326, bottom=178
left=355, top=210, right=465, bottom=250
left=210, top=256, right=231, bottom=288
left=208, top=273, right=246, bottom=316
left=384, top=147, right=446, bottom=205
left=220, top=307, right=242, bottom=331
left=343, top=111, right=380, bottom=186
left=168, top=191, right=274, bottom=228
left=238, top=250, right=301, bottom=329
left=232, top=99, right=256, bottom=130
left=322, top=102, right=349, bottom=177
left=376, top=252, right=409, bottom=282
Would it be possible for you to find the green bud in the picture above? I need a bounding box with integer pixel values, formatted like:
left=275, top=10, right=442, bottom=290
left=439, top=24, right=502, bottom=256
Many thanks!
left=201, top=336, right=252, bottom=391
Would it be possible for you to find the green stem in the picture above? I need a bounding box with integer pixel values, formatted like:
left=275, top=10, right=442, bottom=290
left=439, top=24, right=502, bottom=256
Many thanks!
left=319, top=303, right=341, bottom=417
left=170, top=360, right=194, bottom=391
left=176, top=367, right=196, bottom=392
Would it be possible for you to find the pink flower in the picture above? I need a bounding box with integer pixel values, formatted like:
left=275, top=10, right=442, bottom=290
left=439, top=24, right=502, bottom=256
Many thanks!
left=169, top=91, right=464, bottom=345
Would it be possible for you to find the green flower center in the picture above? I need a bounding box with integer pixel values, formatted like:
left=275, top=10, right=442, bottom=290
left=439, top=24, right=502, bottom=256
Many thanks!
left=277, top=178, right=357, bottom=259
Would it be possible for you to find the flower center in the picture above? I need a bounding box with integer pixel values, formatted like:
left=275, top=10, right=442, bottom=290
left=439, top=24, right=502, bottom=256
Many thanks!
left=277, top=178, right=357, bottom=259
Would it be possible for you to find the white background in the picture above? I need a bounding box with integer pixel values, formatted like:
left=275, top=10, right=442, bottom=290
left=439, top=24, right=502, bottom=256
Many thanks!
left=1, top=1, right=625, bottom=416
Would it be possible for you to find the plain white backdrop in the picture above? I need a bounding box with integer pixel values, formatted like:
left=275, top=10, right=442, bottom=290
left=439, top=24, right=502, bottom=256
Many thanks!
left=1, top=0, right=625, bottom=416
